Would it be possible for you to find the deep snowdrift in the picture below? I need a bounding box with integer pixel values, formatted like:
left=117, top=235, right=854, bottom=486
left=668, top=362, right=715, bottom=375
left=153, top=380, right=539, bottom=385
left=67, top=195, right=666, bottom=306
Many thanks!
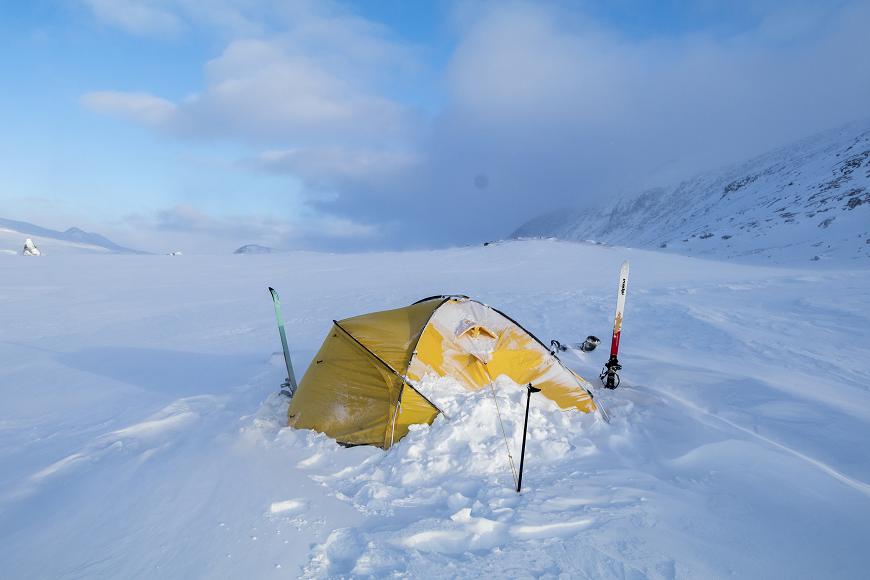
left=0, top=241, right=868, bottom=578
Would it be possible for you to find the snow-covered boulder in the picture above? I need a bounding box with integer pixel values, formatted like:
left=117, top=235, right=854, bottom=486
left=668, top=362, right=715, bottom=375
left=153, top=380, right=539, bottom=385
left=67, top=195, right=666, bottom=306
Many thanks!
left=22, top=238, right=41, bottom=256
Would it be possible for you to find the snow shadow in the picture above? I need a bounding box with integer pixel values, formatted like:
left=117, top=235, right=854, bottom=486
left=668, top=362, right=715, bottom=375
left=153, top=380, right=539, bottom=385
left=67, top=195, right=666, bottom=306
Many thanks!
left=57, top=346, right=261, bottom=396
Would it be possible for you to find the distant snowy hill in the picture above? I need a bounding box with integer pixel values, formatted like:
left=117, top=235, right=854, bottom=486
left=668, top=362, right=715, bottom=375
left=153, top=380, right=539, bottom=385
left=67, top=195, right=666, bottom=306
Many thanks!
left=0, top=217, right=143, bottom=255
left=513, top=122, right=870, bottom=264
left=234, top=244, right=280, bottom=255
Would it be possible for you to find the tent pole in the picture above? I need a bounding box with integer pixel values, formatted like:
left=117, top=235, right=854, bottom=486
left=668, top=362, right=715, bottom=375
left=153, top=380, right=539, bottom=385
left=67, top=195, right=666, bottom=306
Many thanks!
left=517, top=383, right=541, bottom=493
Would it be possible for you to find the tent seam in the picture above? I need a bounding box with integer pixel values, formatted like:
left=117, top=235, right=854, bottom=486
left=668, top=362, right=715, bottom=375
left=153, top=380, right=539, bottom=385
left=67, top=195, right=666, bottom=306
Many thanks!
left=332, top=320, right=444, bottom=416
left=402, top=296, right=452, bottom=378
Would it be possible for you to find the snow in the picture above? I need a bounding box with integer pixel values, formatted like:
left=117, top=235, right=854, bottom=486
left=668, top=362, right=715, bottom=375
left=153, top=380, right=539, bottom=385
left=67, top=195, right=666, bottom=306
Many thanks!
left=0, top=217, right=141, bottom=254
left=1, top=229, right=108, bottom=255
left=1, top=240, right=868, bottom=578
left=513, top=121, right=870, bottom=265
left=236, top=244, right=280, bottom=255
left=22, top=238, right=40, bottom=256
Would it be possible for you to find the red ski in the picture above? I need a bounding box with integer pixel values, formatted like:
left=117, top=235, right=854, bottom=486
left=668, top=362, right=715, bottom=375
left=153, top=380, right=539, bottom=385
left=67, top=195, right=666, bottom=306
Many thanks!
left=601, top=260, right=629, bottom=389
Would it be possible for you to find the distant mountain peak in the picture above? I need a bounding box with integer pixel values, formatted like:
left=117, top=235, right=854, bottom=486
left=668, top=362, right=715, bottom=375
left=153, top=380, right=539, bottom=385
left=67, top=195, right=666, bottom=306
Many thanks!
left=0, top=217, right=144, bottom=254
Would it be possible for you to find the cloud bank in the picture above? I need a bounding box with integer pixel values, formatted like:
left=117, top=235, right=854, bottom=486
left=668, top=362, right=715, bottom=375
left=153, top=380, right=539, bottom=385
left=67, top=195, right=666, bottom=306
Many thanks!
left=81, top=0, right=870, bottom=249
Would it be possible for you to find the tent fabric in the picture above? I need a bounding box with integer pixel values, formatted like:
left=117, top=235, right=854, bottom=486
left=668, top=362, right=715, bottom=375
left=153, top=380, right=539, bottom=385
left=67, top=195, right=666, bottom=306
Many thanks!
left=288, top=296, right=597, bottom=448
left=338, top=298, right=443, bottom=373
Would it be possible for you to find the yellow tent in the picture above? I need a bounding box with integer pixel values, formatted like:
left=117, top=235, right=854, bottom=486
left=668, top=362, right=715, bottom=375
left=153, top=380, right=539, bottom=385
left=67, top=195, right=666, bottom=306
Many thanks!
left=288, top=295, right=598, bottom=448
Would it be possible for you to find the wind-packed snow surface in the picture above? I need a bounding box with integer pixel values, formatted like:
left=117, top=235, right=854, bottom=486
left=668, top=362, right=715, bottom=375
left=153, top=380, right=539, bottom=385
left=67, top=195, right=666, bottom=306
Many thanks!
left=1, top=240, right=868, bottom=578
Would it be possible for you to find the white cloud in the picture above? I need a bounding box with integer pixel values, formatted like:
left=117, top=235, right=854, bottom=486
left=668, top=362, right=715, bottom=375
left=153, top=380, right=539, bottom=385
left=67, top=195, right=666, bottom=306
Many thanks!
left=83, top=0, right=183, bottom=36
left=183, top=38, right=409, bottom=143
left=121, top=203, right=379, bottom=253
left=444, top=0, right=870, bottom=168
left=81, top=38, right=411, bottom=144
left=80, top=0, right=870, bottom=250
left=151, top=204, right=215, bottom=232
left=314, top=215, right=378, bottom=239
left=251, top=147, right=419, bottom=189
left=79, top=1, right=410, bottom=251
left=81, top=91, right=177, bottom=127
left=448, top=5, right=621, bottom=120
left=80, top=1, right=415, bottom=145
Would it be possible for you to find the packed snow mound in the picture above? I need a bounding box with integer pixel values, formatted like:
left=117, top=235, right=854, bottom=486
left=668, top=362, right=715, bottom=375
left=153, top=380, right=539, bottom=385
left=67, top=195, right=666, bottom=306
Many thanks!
left=513, top=121, right=870, bottom=264
left=272, top=375, right=608, bottom=577
left=332, top=375, right=599, bottom=500
left=22, top=238, right=40, bottom=256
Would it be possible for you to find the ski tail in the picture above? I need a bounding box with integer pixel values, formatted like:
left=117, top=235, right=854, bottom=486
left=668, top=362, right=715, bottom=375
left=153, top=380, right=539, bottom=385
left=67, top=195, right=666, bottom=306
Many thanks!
left=269, top=287, right=298, bottom=395
left=609, top=260, right=629, bottom=357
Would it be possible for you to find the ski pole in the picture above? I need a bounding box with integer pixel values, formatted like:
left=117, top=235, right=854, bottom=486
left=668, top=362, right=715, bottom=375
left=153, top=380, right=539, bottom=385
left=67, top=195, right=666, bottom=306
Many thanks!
left=268, top=287, right=298, bottom=395
left=517, top=383, right=541, bottom=493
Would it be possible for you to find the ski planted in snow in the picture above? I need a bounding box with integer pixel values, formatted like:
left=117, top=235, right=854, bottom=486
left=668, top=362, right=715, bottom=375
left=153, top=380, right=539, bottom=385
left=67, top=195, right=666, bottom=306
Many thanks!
left=268, top=287, right=298, bottom=396
left=601, top=260, right=629, bottom=389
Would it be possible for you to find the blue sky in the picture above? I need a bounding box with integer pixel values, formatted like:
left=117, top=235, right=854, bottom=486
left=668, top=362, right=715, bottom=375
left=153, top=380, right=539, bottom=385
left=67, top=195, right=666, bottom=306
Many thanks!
left=2, top=0, right=869, bottom=253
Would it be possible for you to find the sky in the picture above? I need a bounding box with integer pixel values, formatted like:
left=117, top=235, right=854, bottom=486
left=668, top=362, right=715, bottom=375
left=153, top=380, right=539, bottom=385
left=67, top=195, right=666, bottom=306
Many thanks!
left=1, top=0, right=869, bottom=253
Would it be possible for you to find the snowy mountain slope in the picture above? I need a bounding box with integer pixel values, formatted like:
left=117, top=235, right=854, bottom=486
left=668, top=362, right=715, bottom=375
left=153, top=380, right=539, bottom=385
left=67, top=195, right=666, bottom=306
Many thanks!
left=0, top=217, right=143, bottom=254
left=513, top=122, right=870, bottom=264
left=0, top=241, right=868, bottom=578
